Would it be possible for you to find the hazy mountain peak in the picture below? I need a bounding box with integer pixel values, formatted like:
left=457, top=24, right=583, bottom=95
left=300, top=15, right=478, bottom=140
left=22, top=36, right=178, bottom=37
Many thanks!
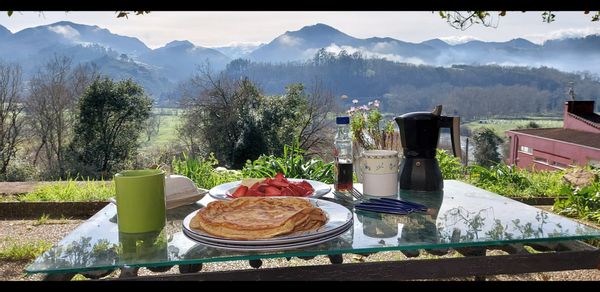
left=289, top=23, right=346, bottom=38
left=164, top=40, right=195, bottom=48
left=0, top=25, right=11, bottom=38
left=421, top=38, right=448, bottom=45
left=49, top=21, right=97, bottom=29
left=367, top=37, right=398, bottom=43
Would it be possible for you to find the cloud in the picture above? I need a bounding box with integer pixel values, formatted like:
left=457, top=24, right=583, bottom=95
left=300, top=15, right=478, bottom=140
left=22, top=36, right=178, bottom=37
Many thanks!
left=526, top=27, right=600, bottom=44
left=48, top=24, right=80, bottom=40
left=214, top=41, right=264, bottom=48
left=438, top=35, right=480, bottom=45
left=303, top=43, right=426, bottom=65
left=372, top=41, right=395, bottom=52
left=277, top=34, right=302, bottom=46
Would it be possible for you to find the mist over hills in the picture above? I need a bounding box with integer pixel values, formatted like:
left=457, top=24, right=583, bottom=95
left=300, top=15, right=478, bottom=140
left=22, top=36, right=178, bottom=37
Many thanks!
left=1, top=21, right=599, bottom=105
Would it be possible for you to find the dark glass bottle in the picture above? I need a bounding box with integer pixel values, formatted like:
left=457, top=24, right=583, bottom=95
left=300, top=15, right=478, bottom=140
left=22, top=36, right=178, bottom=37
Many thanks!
left=334, top=116, right=353, bottom=199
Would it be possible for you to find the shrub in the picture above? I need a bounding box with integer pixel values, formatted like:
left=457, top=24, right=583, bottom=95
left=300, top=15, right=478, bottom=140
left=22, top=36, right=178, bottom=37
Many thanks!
left=0, top=239, right=53, bottom=261
left=467, top=162, right=566, bottom=197
left=171, top=153, right=242, bottom=189
left=2, top=158, right=40, bottom=181
left=554, top=182, right=600, bottom=223
left=242, top=144, right=334, bottom=183
left=19, top=178, right=114, bottom=202
left=436, top=148, right=464, bottom=179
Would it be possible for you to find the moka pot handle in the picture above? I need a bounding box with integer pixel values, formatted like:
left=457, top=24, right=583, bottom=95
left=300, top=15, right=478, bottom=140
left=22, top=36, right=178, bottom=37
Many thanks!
left=440, top=116, right=462, bottom=160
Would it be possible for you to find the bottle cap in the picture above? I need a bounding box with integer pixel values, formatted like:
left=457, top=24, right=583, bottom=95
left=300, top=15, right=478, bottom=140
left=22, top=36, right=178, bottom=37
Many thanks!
left=336, top=116, right=350, bottom=124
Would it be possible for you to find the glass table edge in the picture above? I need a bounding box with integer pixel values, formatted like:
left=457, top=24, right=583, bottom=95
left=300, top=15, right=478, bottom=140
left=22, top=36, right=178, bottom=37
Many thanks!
left=25, top=234, right=600, bottom=275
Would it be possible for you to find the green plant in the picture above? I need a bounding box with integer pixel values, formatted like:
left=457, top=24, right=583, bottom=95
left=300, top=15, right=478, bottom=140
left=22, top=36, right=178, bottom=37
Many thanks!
left=171, top=153, right=242, bottom=189
left=3, top=157, right=39, bottom=182
left=33, top=214, right=51, bottom=226
left=467, top=162, right=566, bottom=198
left=348, top=100, right=396, bottom=150
left=0, top=239, right=53, bottom=261
left=242, top=144, right=334, bottom=183
left=19, top=179, right=114, bottom=202
left=553, top=182, right=600, bottom=223
left=436, top=148, right=464, bottom=179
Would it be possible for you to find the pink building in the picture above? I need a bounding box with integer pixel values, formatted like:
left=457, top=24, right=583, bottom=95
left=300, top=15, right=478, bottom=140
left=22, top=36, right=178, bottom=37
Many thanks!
left=506, top=100, right=600, bottom=170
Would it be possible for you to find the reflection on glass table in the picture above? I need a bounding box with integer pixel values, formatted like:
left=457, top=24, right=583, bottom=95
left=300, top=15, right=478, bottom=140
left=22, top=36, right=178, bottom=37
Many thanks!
left=26, top=180, right=600, bottom=275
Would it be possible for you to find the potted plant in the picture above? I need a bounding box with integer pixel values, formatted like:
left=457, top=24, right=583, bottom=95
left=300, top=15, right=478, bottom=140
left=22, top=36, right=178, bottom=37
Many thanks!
left=347, top=99, right=400, bottom=182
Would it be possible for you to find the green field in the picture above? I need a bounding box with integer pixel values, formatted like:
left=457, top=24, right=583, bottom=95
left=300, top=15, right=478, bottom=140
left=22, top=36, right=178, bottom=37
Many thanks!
left=140, top=108, right=182, bottom=150
left=141, top=110, right=564, bottom=149
left=463, top=118, right=563, bottom=138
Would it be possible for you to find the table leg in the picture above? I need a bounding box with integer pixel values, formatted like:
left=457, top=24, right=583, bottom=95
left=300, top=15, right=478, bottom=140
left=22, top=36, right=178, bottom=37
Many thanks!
left=147, top=265, right=173, bottom=273
left=328, top=254, right=343, bottom=264
left=43, top=273, right=76, bottom=281
left=81, top=269, right=114, bottom=279
left=400, top=249, right=420, bottom=258
left=249, top=259, right=262, bottom=269
left=178, top=264, right=202, bottom=273
left=119, top=267, right=139, bottom=278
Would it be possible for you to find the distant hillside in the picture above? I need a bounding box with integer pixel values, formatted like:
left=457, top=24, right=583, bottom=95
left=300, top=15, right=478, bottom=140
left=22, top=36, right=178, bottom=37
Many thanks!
left=0, top=25, right=11, bottom=39
left=1, top=21, right=600, bottom=105
left=0, top=22, right=228, bottom=98
left=223, top=55, right=600, bottom=120
left=243, top=23, right=600, bottom=76
left=140, top=40, right=230, bottom=82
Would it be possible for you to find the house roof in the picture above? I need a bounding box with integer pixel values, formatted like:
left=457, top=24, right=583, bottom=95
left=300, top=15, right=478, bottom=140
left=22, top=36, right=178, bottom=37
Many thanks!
left=507, top=128, right=600, bottom=150
left=576, top=113, right=600, bottom=124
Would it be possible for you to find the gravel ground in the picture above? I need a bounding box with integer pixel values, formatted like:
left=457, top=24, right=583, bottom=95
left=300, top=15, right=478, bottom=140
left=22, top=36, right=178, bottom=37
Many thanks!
left=1, top=218, right=600, bottom=281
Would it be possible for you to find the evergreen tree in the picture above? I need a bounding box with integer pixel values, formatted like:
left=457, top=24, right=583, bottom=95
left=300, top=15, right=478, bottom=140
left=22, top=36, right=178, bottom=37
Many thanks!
left=69, top=77, right=152, bottom=177
left=472, top=127, right=504, bottom=168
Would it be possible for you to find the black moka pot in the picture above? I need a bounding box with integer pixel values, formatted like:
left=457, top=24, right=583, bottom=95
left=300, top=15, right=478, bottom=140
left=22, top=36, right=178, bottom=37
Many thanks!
left=395, top=105, right=462, bottom=192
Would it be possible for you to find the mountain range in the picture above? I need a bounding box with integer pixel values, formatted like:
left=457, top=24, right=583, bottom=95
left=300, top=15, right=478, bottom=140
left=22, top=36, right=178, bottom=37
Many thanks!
left=1, top=21, right=599, bottom=99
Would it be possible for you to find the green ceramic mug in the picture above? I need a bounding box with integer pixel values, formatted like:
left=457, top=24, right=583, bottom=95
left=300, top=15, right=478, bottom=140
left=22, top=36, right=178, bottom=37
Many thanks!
left=114, top=169, right=166, bottom=233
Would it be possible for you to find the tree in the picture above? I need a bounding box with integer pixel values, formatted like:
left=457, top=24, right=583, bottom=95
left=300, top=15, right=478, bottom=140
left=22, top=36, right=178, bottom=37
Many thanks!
left=178, top=64, right=264, bottom=168
left=0, top=62, right=25, bottom=178
left=180, top=65, right=335, bottom=168
left=294, top=79, right=335, bottom=155
left=69, top=78, right=152, bottom=177
left=472, top=127, right=504, bottom=168
left=26, top=56, right=97, bottom=178
left=144, top=112, right=161, bottom=142
left=438, top=11, right=600, bottom=30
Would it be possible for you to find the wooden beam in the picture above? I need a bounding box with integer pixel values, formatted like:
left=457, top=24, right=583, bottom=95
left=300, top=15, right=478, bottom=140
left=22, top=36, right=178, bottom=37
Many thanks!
left=117, top=248, right=600, bottom=281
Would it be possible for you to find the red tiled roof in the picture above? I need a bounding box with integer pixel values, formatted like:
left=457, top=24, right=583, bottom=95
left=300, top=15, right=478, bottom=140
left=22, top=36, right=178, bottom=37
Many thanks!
left=507, top=128, right=600, bottom=150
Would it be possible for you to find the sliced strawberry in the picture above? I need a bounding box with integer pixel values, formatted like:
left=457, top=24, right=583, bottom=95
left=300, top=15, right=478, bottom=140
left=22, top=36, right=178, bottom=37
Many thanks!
left=264, top=186, right=282, bottom=196
left=249, top=182, right=261, bottom=191
left=230, top=185, right=248, bottom=198
left=267, top=180, right=289, bottom=188
left=247, top=189, right=266, bottom=197
left=289, top=183, right=309, bottom=197
left=280, top=186, right=295, bottom=196
left=298, top=181, right=314, bottom=193
left=275, top=173, right=285, bottom=181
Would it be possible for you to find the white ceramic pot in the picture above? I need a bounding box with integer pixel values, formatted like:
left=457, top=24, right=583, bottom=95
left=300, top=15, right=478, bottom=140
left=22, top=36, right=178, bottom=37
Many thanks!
left=358, top=150, right=400, bottom=197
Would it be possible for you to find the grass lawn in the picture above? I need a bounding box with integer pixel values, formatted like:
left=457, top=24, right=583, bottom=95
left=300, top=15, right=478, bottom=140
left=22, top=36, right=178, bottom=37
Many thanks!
left=140, top=108, right=182, bottom=150
left=463, top=118, right=563, bottom=138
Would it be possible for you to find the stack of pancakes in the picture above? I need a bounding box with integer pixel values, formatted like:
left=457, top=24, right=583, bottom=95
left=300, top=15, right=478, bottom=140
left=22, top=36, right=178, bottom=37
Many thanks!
left=189, top=197, right=327, bottom=240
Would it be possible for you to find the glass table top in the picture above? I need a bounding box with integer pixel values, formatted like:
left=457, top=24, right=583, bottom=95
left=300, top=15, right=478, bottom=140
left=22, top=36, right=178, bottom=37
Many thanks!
left=26, top=180, right=600, bottom=274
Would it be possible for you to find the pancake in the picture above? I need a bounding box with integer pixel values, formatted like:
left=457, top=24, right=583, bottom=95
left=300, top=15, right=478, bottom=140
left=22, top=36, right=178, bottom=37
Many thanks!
left=189, top=197, right=327, bottom=240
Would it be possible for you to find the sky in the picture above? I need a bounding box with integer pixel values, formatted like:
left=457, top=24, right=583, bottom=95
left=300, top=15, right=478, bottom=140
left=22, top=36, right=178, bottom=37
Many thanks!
left=1, top=11, right=600, bottom=49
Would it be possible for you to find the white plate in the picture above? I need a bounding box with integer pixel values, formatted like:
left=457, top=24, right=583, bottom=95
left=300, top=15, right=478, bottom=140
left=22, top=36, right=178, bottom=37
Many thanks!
left=208, top=179, right=331, bottom=201
left=182, top=197, right=353, bottom=245
left=182, top=223, right=352, bottom=252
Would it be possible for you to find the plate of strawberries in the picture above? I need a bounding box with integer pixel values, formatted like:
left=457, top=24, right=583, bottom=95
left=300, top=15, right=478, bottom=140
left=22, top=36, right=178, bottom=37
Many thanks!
left=208, top=173, right=331, bottom=200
